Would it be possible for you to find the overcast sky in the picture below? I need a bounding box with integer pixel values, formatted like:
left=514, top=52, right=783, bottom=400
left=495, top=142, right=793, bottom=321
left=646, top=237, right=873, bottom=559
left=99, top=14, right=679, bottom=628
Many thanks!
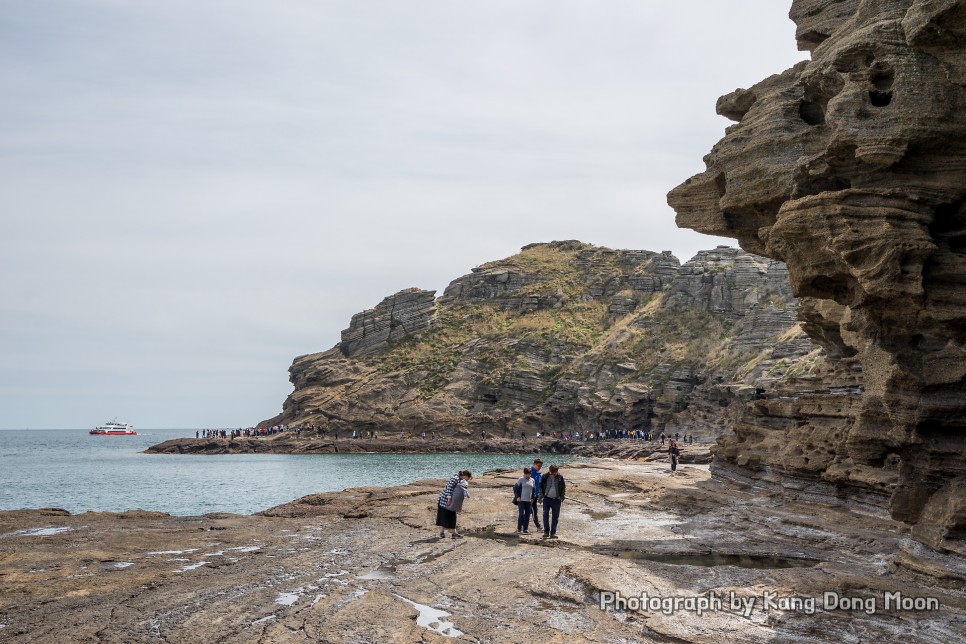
left=0, top=1, right=806, bottom=429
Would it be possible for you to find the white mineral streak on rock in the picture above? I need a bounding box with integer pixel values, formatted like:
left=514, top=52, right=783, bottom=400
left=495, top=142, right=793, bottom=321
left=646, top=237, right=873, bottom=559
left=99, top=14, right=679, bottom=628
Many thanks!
left=173, top=561, right=209, bottom=573
left=6, top=526, right=73, bottom=537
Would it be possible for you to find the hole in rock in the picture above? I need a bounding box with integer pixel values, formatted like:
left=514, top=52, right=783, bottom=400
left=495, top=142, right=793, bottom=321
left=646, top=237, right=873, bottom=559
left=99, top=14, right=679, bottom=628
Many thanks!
left=871, top=67, right=895, bottom=91
left=869, top=90, right=892, bottom=107
left=799, top=99, right=826, bottom=125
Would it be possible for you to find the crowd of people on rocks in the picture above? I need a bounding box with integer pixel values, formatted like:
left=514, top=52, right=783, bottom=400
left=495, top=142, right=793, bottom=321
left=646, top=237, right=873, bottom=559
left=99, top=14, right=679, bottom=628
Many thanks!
left=194, top=425, right=700, bottom=446
left=195, top=424, right=328, bottom=440
left=516, top=429, right=697, bottom=445
left=195, top=425, right=295, bottom=439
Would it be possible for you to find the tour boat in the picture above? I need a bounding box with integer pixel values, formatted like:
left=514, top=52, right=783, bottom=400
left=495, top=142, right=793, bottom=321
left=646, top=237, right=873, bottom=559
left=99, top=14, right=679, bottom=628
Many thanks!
left=89, top=420, right=137, bottom=436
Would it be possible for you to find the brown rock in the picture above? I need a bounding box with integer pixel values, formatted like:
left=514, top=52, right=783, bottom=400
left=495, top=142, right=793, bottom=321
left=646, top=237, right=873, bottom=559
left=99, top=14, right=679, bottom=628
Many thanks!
left=669, top=0, right=966, bottom=552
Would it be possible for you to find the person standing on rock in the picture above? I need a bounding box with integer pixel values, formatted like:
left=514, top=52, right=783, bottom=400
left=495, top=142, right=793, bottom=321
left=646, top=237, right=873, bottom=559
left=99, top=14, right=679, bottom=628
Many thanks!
left=668, top=438, right=681, bottom=474
left=530, top=458, right=543, bottom=531
left=540, top=465, right=566, bottom=539
left=513, top=467, right=536, bottom=534
left=436, top=470, right=472, bottom=539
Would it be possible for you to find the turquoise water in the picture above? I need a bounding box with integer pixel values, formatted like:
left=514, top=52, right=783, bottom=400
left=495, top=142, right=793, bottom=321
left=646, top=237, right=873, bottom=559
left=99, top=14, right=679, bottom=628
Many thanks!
left=0, top=429, right=576, bottom=516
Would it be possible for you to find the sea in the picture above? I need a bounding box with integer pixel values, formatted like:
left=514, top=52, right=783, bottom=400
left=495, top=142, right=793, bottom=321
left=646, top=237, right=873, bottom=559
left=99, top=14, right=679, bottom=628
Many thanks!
left=0, top=429, right=577, bottom=516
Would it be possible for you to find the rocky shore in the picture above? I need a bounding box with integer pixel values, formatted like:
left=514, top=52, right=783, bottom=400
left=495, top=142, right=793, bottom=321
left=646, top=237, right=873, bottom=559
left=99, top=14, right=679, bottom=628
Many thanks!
left=145, top=434, right=713, bottom=463
left=2, top=460, right=962, bottom=642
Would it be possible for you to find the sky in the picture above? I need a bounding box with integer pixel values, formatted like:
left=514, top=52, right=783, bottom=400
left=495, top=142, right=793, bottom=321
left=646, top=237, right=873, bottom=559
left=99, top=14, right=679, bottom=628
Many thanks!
left=0, top=1, right=807, bottom=429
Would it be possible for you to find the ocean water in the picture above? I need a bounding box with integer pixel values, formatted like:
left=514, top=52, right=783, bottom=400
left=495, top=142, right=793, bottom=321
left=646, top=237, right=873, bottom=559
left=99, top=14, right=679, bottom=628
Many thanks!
left=0, top=429, right=576, bottom=516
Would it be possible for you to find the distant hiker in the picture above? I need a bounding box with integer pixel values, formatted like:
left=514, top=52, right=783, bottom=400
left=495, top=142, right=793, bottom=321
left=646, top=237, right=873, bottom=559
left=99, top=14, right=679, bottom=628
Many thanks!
left=480, top=431, right=485, bottom=441
left=530, top=458, right=544, bottom=531
left=669, top=438, right=681, bottom=474
left=513, top=467, right=536, bottom=534
left=660, top=432, right=666, bottom=446
left=436, top=470, right=472, bottom=539
left=540, top=465, right=566, bottom=539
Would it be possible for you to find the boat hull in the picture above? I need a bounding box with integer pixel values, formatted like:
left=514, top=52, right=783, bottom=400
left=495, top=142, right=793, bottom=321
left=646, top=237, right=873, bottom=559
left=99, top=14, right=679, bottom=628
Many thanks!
left=89, top=430, right=137, bottom=435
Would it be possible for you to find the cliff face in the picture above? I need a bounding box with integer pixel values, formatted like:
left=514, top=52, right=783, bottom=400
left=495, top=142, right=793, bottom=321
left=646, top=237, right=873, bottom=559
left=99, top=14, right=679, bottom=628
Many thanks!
left=668, top=0, right=966, bottom=553
left=267, top=241, right=816, bottom=446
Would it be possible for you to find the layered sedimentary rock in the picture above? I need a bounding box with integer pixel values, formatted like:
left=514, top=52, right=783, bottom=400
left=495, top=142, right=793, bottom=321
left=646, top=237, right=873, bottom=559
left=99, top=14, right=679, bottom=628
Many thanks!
left=266, top=241, right=816, bottom=448
left=339, top=288, right=437, bottom=357
left=668, top=0, right=966, bottom=552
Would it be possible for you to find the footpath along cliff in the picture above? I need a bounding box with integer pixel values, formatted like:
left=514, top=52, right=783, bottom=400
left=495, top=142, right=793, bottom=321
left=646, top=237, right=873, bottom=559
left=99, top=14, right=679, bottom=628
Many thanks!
left=669, top=0, right=966, bottom=555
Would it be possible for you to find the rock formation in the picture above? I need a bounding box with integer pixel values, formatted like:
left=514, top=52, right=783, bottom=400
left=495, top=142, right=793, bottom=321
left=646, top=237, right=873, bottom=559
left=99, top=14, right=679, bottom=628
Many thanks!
left=668, top=0, right=966, bottom=553
left=265, top=241, right=817, bottom=447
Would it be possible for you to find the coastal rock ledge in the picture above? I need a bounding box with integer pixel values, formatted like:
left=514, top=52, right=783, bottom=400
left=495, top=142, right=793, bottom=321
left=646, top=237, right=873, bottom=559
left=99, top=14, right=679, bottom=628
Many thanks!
left=669, top=0, right=966, bottom=553
left=2, top=461, right=964, bottom=641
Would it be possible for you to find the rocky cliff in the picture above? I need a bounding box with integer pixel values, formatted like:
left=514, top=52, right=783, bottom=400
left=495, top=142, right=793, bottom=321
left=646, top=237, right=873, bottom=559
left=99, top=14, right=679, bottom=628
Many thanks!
left=265, top=241, right=817, bottom=446
left=668, top=0, right=966, bottom=554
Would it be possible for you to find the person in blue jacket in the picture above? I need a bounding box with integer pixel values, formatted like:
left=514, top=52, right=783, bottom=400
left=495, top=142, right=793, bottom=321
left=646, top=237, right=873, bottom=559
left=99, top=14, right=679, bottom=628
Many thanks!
left=529, top=458, right=543, bottom=531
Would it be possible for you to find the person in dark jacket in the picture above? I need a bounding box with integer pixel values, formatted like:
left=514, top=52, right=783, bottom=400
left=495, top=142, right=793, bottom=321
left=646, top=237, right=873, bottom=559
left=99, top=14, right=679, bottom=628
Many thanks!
left=540, top=464, right=566, bottom=539
left=513, top=467, right=536, bottom=534
left=668, top=438, right=681, bottom=474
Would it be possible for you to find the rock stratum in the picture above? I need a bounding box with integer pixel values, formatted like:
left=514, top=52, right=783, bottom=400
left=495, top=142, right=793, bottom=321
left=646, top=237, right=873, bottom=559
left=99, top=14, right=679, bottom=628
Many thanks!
left=263, top=241, right=817, bottom=447
left=668, top=0, right=966, bottom=554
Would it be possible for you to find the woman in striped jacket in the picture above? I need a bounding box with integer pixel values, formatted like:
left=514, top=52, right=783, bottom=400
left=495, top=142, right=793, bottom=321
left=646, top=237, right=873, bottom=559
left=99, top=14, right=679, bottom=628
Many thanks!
left=436, top=470, right=472, bottom=539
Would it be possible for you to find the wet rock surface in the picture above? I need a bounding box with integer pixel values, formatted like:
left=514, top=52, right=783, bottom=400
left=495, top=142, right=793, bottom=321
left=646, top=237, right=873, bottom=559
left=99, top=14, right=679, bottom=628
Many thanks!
left=669, top=0, right=966, bottom=553
left=1, top=461, right=963, bottom=642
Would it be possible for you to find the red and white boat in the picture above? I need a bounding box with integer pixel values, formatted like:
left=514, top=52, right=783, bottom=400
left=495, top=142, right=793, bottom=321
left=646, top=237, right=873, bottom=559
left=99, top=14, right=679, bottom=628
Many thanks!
left=89, top=420, right=137, bottom=436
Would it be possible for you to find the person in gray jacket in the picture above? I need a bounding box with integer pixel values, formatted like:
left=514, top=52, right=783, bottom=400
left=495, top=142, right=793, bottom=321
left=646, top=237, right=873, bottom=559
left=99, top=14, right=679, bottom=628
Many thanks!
left=513, top=467, right=536, bottom=534
left=540, top=464, right=566, bottom=539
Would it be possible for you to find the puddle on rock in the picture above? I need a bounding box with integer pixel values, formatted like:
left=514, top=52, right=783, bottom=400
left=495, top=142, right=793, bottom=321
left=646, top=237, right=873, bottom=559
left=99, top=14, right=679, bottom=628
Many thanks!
left=467, top=528, right=816, bottom=569
left=358, top=565, right=396, bottom=580
left=468, top=528, right=574, bottom=549
left=605, top=551, right=820, bottom=569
